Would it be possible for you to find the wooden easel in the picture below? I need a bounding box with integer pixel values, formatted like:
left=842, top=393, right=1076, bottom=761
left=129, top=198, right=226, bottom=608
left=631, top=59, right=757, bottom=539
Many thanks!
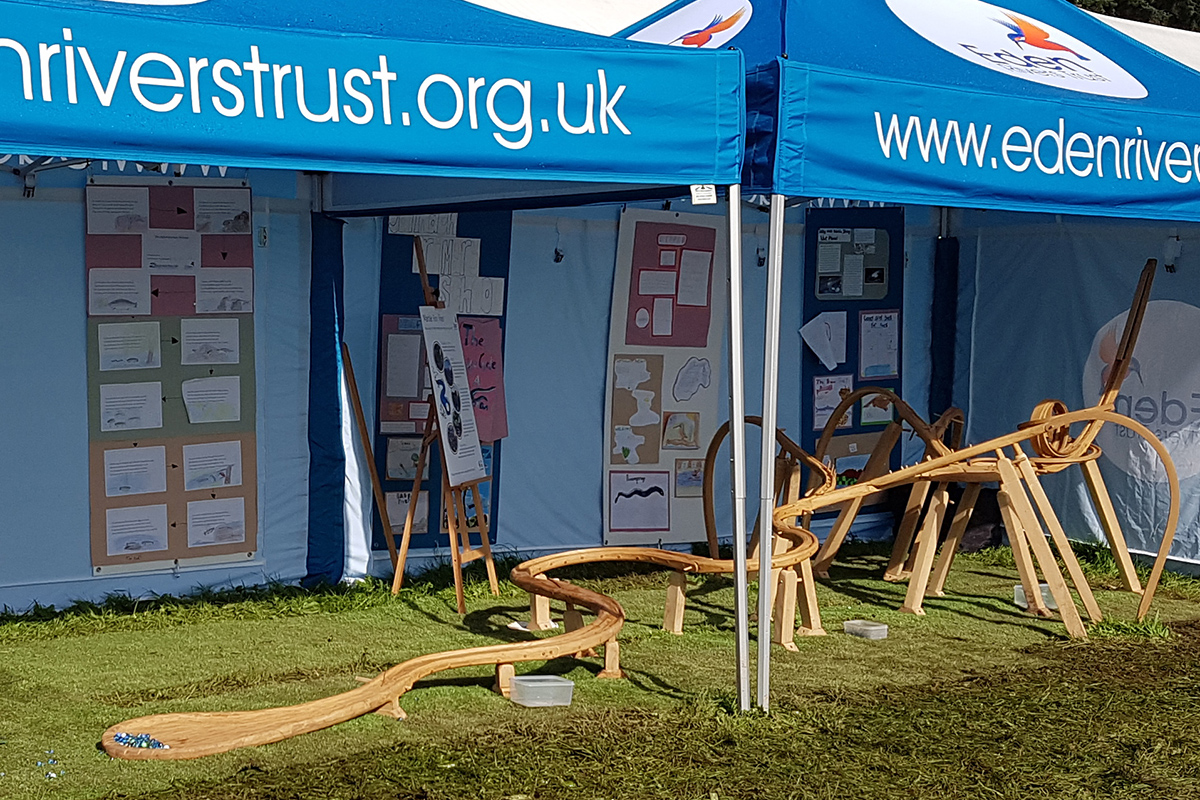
left=343, top=237, right=499, bottom=614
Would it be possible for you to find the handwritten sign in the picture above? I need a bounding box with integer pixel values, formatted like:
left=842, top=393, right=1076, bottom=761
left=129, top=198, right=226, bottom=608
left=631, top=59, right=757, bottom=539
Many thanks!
left=459, top=316, right=508, bottom=442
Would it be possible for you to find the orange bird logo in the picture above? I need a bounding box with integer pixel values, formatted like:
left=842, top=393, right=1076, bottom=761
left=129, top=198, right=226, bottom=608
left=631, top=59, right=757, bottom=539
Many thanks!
left=677, top=7, right=746, bottom=47
left=996, top=13, right=1089, bottom=60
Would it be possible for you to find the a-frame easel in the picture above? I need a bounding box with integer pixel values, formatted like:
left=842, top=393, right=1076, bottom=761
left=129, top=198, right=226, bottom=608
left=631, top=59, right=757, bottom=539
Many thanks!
left=344, top=237, right=499, bottom=614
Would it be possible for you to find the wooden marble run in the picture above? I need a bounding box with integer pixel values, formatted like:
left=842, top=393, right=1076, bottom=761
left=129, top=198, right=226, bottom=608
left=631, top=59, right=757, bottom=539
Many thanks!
left=101, top=531, right=824, bottom=760
left=777, top=259, right=1179, bottom=638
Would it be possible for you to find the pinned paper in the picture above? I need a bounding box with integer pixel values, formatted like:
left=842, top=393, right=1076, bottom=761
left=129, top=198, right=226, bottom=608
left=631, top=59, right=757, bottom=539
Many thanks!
left=689, top=184, right=717, bottom=205
left=800, top=312, right=847, bottom=370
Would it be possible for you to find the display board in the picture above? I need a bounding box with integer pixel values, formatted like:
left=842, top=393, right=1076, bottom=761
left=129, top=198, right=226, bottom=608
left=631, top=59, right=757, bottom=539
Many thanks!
left=85, top=181, right=258, bottom=573
left=371, top=212, right=511, bottom=552
left=799, top=206, right=904, bottom=498
left=603, top=209, right=727, bottom=546
left=418, top=306, right=488, bottom=487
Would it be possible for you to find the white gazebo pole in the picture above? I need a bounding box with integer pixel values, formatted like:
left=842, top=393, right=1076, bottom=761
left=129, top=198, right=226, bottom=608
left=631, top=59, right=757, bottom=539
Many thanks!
left=757, top=193, right=786, bottom=711
left=725, top=184, right=751, bottom=711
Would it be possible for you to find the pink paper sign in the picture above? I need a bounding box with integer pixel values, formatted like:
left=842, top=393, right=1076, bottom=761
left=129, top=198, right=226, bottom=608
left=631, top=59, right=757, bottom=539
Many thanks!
left=459, top=316, right=508, bottom=442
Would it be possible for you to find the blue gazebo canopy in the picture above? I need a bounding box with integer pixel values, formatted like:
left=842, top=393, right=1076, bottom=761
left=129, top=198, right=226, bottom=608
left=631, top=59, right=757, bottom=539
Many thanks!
left=759, top=0, right=1200, bottom=221
left=0, top=0, right=744, bottom=185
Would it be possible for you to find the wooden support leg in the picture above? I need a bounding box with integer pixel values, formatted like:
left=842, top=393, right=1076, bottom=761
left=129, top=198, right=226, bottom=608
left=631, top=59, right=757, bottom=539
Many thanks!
left=468, top=483, right=500, bottom=596
left=814, top=422, right=902, bottom=578
left=884, top=481, right=931, bottom=581
left=392, top=412, right=436, bottom=594
left=765, top=533, right=790, bottom=616
left=772, top=568, right=799, bottom=651
left=929, top=483, right=982, bottom=597
left=814, top=501, right=858, bottom=579
left=564, top=602, right=597, bottom=657
left=997, top=482, right=1051, bottom=618
left=342, top=345, right=402, bottom=587
left=900, top=483, right=949, bottom=615
left=748, top=455, right=790, bottom=561
left=1081, top=458, right=1143, bottom=595
left=375, top=697, right=407, bottom=720
left=494, top=663, right=514, bottom=698
left=442, top=477, right=468, bottom=615
left=564, top=602, right=584, bottom=632
left=997, top=459, right=1087, bottom=639
left=1015, top=456, right=1102, bottom=622
left=598, top=639, right=625, bottom=679
left=355, top=677, right=408, bottom=719
left=796, top=558, right=826, bottom=636
left=663, top=572, right=687, bottom=635
left=997, top=456, right=1086, bottom=638
left=528, top=575, right=555, bottom=631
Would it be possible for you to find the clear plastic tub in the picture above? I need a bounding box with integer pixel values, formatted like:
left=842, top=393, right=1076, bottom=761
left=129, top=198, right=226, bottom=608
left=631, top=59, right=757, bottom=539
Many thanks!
left=509, top=675, right=574, bottom=707
left=843, top=620, right=888, bottom=640
left=1014, top=583, right=1059, bottom=611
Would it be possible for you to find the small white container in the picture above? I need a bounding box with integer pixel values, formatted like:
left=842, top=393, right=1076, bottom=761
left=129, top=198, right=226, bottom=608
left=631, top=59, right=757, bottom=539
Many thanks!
left=843, top=620, right=888, bottom=640
left=1013, top=583, right=1059, bottom=611
left=509, top=675, right=574, bottom=707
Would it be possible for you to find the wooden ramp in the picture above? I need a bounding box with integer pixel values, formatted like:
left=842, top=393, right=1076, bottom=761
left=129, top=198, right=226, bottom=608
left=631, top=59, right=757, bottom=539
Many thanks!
left=101, top=536, right=819, bottom=760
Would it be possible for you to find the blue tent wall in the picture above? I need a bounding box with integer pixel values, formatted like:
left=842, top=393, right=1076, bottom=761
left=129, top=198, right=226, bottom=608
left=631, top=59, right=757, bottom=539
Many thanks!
left=327, top=199, right=939, bottom=577
left=953, top=209, right=1200, bottom=566
left=0, top=0, right=747, bottom=606
left=305, top=215, right=347, bottom=585
left=0, top=165, right=313, bottom=610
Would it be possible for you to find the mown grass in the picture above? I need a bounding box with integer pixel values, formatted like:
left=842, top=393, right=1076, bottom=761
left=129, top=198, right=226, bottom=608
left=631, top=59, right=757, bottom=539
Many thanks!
left=134, top=630, right=1200, bottom=800
left=0, top=543, right=1198, bottom=799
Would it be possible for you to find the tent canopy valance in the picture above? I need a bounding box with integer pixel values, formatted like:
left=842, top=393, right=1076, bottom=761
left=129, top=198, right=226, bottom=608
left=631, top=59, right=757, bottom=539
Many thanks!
left=0, top=0, right=744, bottom=185
left=758, top=0, right=1200, bottom=222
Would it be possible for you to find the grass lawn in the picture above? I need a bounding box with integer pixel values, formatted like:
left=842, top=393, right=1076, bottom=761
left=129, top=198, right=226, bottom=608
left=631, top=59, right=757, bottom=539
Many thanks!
left=1, top=545, right=1199, bottom=799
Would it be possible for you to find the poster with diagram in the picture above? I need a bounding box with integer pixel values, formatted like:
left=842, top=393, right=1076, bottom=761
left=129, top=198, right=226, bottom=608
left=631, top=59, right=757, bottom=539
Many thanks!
left=419, top=306, right=487, bottom=487
left=85, top=181, right=258, bottom=573
left=603, top=210, right=727, bottom=545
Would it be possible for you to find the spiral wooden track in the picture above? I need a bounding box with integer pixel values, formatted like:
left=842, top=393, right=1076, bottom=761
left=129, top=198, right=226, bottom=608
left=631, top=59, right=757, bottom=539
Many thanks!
left=775, top=407, right=1180, bottom=627
left=101, top=533, right=819, bottom=760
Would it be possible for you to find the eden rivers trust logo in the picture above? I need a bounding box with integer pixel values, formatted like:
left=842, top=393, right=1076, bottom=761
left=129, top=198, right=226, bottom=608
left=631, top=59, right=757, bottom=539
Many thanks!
left=1082, top=300, right=1200, bottom=481
left=886, top=0, right=1147, bottom=99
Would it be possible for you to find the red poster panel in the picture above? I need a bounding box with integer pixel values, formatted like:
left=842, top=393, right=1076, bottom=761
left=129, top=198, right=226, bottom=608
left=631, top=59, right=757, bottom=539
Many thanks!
left=624, top=221, right=716, bottom=348
left=459, top=316, right=508, bottom=442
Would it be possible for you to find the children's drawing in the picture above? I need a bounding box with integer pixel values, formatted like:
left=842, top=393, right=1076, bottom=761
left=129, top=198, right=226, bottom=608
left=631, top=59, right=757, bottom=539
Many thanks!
left=610, top=354, right=664, bottom=465
left=674, top=459, right=704, bottom=497
left=609, top=471, right=670, bottom=531
left=672, top=357, right=711, bottom=402
left=613, top=426, right=646, bottom=464
left=861, top=393, right=894, bottom=425
left=386, top=491, right=429, bottom=534
left=662, top=412, right=700, bottom=450
left=98, top=321, right=162, bottom=372
left=614, top=357, right=652, bottom=391
left=629, top=390, right=660, bottom=426
left=813, top=374, right=854, bottom=431
left=186, top=497, right=246, bottom=548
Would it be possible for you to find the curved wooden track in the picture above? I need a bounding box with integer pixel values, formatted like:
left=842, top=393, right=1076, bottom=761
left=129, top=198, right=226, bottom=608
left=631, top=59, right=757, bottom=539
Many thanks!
left=102, top=533, right=820, bottom=760
left=775, top=408, right=1180, bottom=623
